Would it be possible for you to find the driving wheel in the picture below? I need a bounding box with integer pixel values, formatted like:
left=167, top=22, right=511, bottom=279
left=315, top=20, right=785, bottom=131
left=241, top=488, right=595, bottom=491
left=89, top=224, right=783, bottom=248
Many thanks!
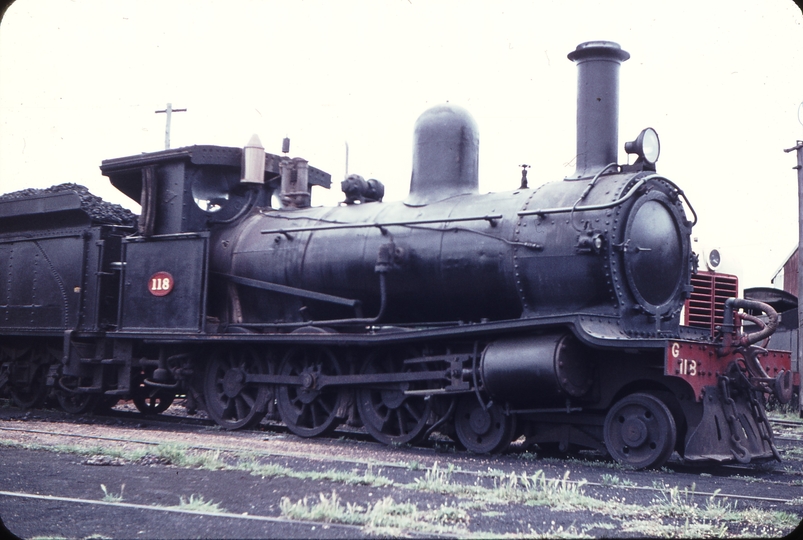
left=454, top=394, right=516, bottom=454
left=356, top=349, right=432, bottom=446
left=204, top=347, right=272, bottom=430
left=277, top=346, right=345, bottom=438
left=603, top=392, right=677, bottom=469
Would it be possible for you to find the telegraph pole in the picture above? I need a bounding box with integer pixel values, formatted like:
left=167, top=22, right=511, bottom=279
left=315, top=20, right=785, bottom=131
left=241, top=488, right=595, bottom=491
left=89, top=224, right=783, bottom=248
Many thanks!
left=155, top=103, right=187, bottom=149
left=785, top=137, right=803, bottom=415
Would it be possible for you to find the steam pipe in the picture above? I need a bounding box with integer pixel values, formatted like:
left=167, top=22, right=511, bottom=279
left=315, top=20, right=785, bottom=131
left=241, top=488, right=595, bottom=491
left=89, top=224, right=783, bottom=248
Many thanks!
left=721, top=298, right=779, bottom=348
left=233, top=272, right=389, bottom=329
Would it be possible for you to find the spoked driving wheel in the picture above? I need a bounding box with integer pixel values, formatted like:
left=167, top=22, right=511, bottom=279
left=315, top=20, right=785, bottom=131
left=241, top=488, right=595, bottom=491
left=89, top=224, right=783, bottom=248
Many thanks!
left=204, top=347, right=273, bottom=430
left=277, top=346, right=345, bottom=438
left=356, top=349, right=432, bottom=446
left=454, top=394, right=516, bottom=454
left=603, top=392, right=677, bottom=469
left=56, top=376, right=99, bottom=414
left=132, top=372, right=176, bottom=415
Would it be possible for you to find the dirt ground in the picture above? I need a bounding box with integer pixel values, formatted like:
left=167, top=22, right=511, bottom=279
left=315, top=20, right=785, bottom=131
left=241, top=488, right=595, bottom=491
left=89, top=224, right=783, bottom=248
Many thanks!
left=1, top=403, right=802, bottom=539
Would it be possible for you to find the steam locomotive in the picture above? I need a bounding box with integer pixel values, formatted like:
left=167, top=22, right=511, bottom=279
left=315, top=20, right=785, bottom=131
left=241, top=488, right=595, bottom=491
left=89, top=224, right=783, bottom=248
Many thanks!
left=0, top=41, right=794, bottom=469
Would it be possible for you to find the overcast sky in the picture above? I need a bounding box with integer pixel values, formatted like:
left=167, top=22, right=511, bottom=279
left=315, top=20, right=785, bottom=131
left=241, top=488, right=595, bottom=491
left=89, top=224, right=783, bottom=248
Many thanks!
left=1, top=0, right=802, bottom=290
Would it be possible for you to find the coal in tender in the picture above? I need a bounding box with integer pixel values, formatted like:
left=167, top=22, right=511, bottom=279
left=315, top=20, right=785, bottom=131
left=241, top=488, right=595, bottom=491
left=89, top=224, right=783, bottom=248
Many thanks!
left=0, top=183, right=138, bottom=227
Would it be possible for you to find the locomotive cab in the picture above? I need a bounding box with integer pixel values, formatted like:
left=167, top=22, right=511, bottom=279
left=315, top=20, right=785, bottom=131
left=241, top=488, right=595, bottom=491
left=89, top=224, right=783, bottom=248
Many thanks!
left=100, top=144, right=332, bottom=237
left=98, top=142, right=333, bottom=334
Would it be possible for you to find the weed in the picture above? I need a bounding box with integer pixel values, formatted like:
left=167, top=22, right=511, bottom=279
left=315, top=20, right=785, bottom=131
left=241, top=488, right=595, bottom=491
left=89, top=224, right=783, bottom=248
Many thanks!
left=280, top=490, right=469, bottom=536
left=364, top=496, right=422, bottom=534
left=153, top=443, right=225, bottom=470
left=621, top=518, right=728, bottom=538
left=485, top=467, right=508, bottom=479
left=481, top=510, right=505, bottom=517
left=100, top=483, right=125, bottom=502
left=732, top=474, right=760, bottom=483
left=411, top=461, right=463, bottom=494
left=236, top=457, right=394, bottom=487
left=429, top=502, right=469, bottom=526
left=472, top=522, right=593, bottom=539
left=458, top=500, right=489, bottom=511
left=306, top=467, right=394, bottom=487
left=280, top=490, right=365, bottom=525
left=739, top=507, right=801, bottom=529
left=521, top=470, right=590, bottom=509
left=174, top=494, right=226, bottom=513
left=238, top=460, right=293, bottom=478
left=652, top=483, right=705, bottom=519
left=766, top=394, right=800, bottom=416
left=781, top=446, right=803, bottom=458
left=600, top=473, right=635, bottom=487
left=541, top=454, right=627, bottom=470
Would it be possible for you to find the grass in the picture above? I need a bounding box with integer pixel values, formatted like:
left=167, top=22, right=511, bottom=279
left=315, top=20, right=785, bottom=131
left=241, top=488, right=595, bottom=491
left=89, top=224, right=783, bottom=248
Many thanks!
left=100, top=483, right=125, bottom=502
left=600, top=473, right=635, bottom=487
left=620, top=518, right=729, bottom=538
left=644, top=482, right=801, bottom=536
left=174, top=494, right=227, bottom=513
left=781, top=445, right=803, bottom=458
left=279, top=490, right=470, bottom=536
left=766, top=397, right=801, bottom=418
left=436, top=522, right=593, bottom=539
left=152, top=443, right=226, bottom=470
left=539, top=453, right=632, bottom=471
left=4, top=436, right=802, bottom=538
left=240, top=457, right=395, bottom=487
left=512, top=470, right=591, bottom=509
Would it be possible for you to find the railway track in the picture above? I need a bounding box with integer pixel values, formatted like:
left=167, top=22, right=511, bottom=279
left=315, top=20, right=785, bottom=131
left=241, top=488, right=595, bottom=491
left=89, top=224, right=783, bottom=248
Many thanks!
left=1, top=423, right=799, bottom=507
left=771, top=418, right=803, bottom=428
left=0, top=489, right=374, bottom=533
left=1, top=405, right=801, bottom=506
left=19, top=397, right=803, bottom=444
left=4, top=397, right=803, bottom=456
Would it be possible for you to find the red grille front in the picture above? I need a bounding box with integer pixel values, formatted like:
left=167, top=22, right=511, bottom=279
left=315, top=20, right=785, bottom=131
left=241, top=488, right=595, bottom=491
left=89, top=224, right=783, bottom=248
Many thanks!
left=683, top=271, right=739, bottom=334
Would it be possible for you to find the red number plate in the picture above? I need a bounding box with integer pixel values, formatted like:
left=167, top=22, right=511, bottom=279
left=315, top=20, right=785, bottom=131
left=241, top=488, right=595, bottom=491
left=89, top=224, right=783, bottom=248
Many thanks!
left=148, top=271, right=174, bottom=297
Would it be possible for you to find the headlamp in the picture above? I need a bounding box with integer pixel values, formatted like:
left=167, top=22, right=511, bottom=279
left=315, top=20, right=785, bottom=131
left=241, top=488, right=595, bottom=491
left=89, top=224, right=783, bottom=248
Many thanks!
left=625, top=127, right=660, bottom=165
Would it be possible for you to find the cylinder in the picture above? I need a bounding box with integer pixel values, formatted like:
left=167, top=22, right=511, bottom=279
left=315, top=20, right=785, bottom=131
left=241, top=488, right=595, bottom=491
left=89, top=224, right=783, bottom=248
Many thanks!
left=567, top=41, right=630, bottom=179
left=481, top=334, right=594, bottom=405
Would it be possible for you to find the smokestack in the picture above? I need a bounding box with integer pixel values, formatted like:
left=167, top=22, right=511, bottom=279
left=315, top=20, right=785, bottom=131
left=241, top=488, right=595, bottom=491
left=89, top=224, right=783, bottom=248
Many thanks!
left=567, top=41, right=630, bottom=179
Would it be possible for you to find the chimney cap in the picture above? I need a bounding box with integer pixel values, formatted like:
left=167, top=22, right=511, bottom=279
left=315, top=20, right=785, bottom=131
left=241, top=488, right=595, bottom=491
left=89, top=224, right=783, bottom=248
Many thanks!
left=568, top=41, right=630, bottom=63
